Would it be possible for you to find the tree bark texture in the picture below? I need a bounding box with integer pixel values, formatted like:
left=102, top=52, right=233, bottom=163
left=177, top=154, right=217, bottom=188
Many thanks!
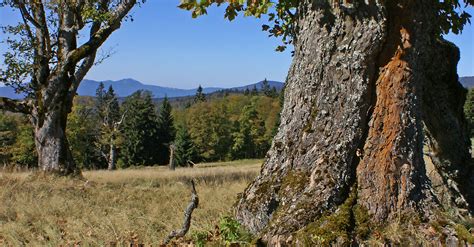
left=235, top=0, right=473, bottom=244
left=32, top=75, right=80, bottom=176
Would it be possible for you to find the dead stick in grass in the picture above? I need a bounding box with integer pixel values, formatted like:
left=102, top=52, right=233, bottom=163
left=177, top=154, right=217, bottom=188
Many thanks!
left=163, top=180, right=199, bottom=245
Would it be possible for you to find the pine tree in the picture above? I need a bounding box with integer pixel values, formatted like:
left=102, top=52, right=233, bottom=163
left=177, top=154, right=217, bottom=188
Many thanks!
left=173, top=125, right=198, bottom=167
left=194, top=85, right=206, bottom=103
left=156, top=96, right=176, bottom=165
left=120, top=91, right=160, bottom=167
left=262, top=78, right=272, bottom=97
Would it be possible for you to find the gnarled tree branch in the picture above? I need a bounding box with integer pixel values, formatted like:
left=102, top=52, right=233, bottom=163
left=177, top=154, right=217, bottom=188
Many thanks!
left=0, top=97, right=31, bottom=114
left=163, top=180, right=199, bottom=244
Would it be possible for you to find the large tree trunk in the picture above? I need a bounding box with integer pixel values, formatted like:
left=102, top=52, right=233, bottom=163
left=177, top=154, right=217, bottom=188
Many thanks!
left=33, top=98, right=79, bottom=176
left=31, top=74, right=80, bottom=176
left=235, top=0, right=473, bottom=244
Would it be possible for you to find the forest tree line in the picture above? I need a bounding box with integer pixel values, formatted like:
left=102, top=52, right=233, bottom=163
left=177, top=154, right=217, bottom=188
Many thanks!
left=0, top=81, right=283, bottom=170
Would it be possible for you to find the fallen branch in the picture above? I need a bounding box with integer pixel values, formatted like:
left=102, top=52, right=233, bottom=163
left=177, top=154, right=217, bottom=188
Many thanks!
left=163, top=180, right=199, bottom=245
left=187, top=160, right=196, bottom=168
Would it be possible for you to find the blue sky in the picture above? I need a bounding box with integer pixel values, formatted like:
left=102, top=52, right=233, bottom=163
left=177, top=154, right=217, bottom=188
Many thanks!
left=1, top=2, right=473, bottom=89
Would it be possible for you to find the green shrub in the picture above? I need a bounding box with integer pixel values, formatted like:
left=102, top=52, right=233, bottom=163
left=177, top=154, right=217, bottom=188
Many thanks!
left=191, top=231, right=209, bottom=247
left=219, top=216, right=252, bottom=244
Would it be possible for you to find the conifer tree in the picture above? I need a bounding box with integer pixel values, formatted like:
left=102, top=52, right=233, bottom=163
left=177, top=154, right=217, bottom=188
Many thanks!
left=262, top=78, right=272, bottom=97
left=120, top=91, right=160, bottom=167
left=173, top=125, right=198, bottom=167
left=156, top=96, right=176, bottom=165
left=194, top=85, right=206, bottom=103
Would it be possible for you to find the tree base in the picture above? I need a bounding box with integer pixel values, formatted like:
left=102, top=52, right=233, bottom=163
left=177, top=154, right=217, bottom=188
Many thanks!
left=263, top=187, right=474, bottom=246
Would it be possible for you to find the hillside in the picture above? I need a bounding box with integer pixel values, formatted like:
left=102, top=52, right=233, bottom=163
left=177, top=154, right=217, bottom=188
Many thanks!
left=0, top=78, right=284, bottom=99
left=460, top=76, right=474, bottom=88
left=4, top=76, right=474, bottom=100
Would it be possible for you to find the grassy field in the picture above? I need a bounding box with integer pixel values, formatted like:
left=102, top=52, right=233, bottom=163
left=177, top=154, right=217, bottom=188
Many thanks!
left=0, top=159, right=262, bottom=245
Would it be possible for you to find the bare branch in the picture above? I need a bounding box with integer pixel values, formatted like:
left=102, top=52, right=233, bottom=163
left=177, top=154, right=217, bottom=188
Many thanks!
left=115, top=109, right=128, bottom=127
left=163, top=180, right=199, bottom=244
left=0, top=97, right=31, bottom=114
left=69, top=0, right=108, bottom=98
left=13, top=1, right=43, bottom=29
left=30, top=1, right=51, bottom=85
left=71, top=53, right=96, bottom=97
left=17, top=6, right=35, bottom=42
left=65, top=0, right=137, bottom=69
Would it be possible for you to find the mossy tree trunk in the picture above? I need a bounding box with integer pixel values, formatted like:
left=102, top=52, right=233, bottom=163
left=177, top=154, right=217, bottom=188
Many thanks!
left=235, top=0, right=473, bottom=244
left=33, top=82, right=78, bottom=176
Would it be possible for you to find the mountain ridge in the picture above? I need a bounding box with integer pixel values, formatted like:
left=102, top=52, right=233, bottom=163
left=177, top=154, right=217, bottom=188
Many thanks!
left=0, top=78, right=284, bottom=99
left=3, top=76, right=473, bottom=99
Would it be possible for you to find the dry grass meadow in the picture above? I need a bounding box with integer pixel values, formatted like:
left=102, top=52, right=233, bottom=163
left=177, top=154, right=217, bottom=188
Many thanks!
left=0, top=159, right=262, bottom=245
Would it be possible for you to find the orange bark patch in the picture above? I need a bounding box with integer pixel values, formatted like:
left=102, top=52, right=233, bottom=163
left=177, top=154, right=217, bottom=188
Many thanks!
left=356, top=1, right=422, bottom=222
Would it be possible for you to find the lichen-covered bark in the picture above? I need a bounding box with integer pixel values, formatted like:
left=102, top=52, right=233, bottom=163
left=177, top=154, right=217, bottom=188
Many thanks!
left=23, top=71, right=80, bottom=175
left=235, top=0, right=387, bottom=240
left=33, top=77, right=79, bottom=176
left=422, top=39, right=474, bottom=213
left=235, top=0, right=473, bottom=244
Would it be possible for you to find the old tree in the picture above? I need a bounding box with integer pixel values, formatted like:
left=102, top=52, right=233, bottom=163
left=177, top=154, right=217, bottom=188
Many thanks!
left=0, top=0, right=139, bottom=175
left=183, top=0, right=474, bottom=244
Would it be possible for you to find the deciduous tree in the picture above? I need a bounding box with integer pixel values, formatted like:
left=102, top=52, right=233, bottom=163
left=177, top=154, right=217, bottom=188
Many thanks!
left=95, top=84, right=124, bottom=170
left=0, top=0, right=140, bottom=175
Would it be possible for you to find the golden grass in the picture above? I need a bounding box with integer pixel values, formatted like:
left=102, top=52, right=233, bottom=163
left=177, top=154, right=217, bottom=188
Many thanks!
left=0, top=159, right=262, bottom=245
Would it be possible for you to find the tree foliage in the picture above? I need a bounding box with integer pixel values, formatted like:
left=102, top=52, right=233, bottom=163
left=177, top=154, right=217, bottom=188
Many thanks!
left=0, top=0, right=141, bottom=174
left=173, top=125, right=198, bottom=166
left=156, top=96, right=176, bottom=165
left=464, top=88, right=474, bottom=137
left=179, top=0, right=473, bottom=52
left=0, top=0, right=142, bottom=95
left=120, top=91, right=160, bottom=167
left=67, top=97, right=102, bottom=169
left=174, top=94, right=281, bottom=162
left=194, top=85, right=206, bottom=103
left=232, top=101, right=268, bottom=159
left=0, top=113, right=36, bottom=168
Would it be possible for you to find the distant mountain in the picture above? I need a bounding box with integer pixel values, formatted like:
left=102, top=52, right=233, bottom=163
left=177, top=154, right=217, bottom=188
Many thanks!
left=232, top=80, right=285, bottom=91
left=78, top=78, right=223, bottom=98
left=460, top=76, right=474, bottom=88
left=0, top=78, right=285, bottom=99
